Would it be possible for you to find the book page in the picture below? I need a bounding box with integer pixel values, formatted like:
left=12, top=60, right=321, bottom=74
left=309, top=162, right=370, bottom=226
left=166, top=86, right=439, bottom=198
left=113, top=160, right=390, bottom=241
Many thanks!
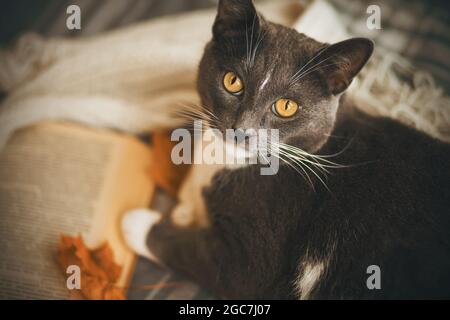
left=87, top=127, right=155, bottom=288
left=0, top=122, right=154, bottom=299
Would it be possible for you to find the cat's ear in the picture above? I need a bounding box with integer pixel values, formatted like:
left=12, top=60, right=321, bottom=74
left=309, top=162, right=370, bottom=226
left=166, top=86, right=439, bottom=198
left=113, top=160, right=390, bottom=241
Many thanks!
left=212, top=0, right=260, bottom=41
left=318, top=38, right=374, bottom=95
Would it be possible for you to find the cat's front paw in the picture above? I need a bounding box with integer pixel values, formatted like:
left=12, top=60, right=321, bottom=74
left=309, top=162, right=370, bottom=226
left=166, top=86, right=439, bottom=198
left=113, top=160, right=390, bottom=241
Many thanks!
left=122, top=208, right=162, bottom=263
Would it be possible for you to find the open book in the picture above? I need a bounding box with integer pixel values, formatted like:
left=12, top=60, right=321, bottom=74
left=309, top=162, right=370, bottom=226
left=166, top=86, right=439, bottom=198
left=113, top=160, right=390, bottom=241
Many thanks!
left=0, top=122, right=155, bottom=299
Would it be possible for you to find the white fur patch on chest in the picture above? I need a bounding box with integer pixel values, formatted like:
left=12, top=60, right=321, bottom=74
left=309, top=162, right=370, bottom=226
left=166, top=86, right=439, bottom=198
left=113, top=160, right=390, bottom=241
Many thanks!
left=294, top=261, right=325, bottom=299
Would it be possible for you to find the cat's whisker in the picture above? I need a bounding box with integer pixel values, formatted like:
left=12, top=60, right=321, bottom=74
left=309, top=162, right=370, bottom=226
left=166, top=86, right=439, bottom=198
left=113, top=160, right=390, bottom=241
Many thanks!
left=175, top=110, right=214, bottom=124
left=174, top=104, right=205, bottom=117
left=292, top=53, right=338, bottom=79
left=267, top=141, right=330, bottom=190
left=276, top=143, right=344, bottom=167
left=315, top=136, right=355, bottom=159
left=281, top=153, right=332, bottom=175
left=199, top=105, right=220, bottom=121
left=275, top=145, right=328, bottom=169
left=291, top=46, right=329, bottom=81
left=175, top=115, right=217, bottom=132
left=245, top=17, right=251, bottom=71
left=291, top=157, right=330, bottom=191
left=245, top=13, right=264, bottom=71
left=278, top=151, right=318, bottom=190
left=249, top=13, right=257, bottom=69
left=278, top=152, right=316, bottom=189
left=278, top=148, right=330, bottom=180
left=280, top=152, right=338, bottom=171
left=268, top=140, right=345, bottom=191
left=260, top=145, right=315, bottom=189
left=179, top=102, right=220, bottom=122
left=251, top=29, right=266, bottom=67
left=175, top=105, right=219, bottom=129
left=291, top=61, right=348, bottom=85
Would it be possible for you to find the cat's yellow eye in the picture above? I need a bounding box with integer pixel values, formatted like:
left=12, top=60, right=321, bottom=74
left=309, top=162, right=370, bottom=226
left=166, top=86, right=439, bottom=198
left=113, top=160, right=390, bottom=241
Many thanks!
left=223, top=71, right=244, bottom=95
left=272, top=99, right=299, bottom=118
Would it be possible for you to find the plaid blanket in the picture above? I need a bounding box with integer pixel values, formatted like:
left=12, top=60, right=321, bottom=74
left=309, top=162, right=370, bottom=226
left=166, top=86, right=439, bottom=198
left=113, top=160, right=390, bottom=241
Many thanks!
left=330, top=0, right=450, bottom=92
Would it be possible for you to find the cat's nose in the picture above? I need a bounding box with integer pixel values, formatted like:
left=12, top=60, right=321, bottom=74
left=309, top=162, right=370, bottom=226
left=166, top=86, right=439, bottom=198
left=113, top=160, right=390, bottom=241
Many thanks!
left=233, top=128, right=247, bottom=144
left=229, top=126, right=249, bottom=144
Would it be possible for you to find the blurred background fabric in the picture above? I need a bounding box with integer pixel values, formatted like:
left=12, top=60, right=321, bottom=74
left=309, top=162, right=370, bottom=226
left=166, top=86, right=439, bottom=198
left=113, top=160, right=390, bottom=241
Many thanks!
left=0, top=0, right=217, bottom=43
left=0, top=0, right=449, bottom=300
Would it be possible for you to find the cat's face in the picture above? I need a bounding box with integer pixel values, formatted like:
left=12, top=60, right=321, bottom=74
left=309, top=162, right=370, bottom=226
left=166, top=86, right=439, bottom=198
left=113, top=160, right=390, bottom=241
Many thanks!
left=197, top=0, right=373, bottom=154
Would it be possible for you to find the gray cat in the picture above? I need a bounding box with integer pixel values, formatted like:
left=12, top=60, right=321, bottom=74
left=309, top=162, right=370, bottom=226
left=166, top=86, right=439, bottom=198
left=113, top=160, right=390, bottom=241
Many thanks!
left=122, top=0, right=450, bottom=299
